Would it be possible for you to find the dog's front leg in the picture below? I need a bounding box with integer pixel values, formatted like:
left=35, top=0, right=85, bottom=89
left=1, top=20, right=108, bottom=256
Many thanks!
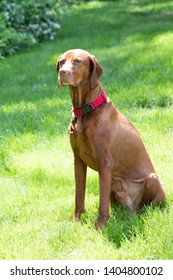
left=73, top=157, right=87, bottom=221
left=96, top=162, right=112, bottom=229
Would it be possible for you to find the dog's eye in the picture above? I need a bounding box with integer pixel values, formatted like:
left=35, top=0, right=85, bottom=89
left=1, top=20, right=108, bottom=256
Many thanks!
left=73, top=59, right=81, bottom=65
left=59, top=60, right=65, bottom=67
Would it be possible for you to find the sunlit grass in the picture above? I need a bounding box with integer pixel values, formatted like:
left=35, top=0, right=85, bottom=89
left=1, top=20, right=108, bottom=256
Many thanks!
left=0, top=0, right=173, bottom=259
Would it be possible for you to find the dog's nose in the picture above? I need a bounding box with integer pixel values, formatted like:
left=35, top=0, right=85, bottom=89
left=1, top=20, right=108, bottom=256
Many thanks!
left=59, top=67, right=71, bottom=75
left=59, top=69, right=67, bottom=75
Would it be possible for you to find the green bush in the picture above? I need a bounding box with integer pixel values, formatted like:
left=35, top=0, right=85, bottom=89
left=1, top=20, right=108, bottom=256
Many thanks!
left=0, top=15, right=35, bottom=57
left=0, top=0, right=77, bottom=58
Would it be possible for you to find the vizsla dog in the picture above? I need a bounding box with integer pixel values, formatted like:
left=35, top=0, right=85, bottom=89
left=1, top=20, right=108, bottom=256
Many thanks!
left=56, top=49, right=165, bottom=229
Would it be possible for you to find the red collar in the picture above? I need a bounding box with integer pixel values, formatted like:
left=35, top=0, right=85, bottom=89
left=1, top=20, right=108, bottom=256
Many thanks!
left=73, top=92, right=107, bottom=116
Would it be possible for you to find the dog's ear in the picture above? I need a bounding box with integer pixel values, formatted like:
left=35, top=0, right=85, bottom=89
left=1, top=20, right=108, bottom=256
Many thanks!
left=56, top=56, right=61, bottom=87
left=89, top=55, right=103, bottom=89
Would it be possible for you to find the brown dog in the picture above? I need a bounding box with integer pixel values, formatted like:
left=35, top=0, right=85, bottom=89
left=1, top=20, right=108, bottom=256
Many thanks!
left=56, top=49, right=165, bottom=229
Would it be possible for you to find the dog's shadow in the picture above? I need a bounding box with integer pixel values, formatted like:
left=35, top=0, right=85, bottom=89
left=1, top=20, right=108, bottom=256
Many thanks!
left=101, top=203, right=166, bottom=248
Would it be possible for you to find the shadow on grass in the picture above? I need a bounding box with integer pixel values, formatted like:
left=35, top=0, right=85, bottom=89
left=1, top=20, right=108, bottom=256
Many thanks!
left=102, top=202, right=167, bottom=249
left=58, top=0, right=173, bottom=46
left=0, top=87, right=71, bottom=137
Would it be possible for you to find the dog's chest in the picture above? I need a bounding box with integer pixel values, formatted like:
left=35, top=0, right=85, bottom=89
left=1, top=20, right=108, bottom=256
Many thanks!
left=69, top=119, right=98, bottom=170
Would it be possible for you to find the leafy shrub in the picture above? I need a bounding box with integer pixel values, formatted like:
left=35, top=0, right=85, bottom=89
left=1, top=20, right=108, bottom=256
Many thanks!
left=0, top=0, right=77, bottom=58
left=0, top=15, right=35, bottom=57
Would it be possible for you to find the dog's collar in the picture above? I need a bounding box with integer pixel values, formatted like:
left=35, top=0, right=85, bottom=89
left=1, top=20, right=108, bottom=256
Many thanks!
left=72, top=92, right=107, bottom=116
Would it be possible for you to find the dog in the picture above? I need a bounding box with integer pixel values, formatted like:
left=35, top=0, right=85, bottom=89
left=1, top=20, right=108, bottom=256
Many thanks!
left=56, top=49, right=165, bottom=229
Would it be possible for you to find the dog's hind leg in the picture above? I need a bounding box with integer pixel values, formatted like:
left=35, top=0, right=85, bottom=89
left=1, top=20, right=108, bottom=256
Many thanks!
left=143, top=173, right=165, bottom=206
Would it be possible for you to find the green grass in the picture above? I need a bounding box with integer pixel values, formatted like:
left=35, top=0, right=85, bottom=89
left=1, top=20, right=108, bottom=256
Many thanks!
left=0, top=0, right=173, bottom=259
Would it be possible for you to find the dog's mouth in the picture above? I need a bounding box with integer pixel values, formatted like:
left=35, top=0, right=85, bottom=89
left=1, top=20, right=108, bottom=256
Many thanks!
left=60, top=77, right=79, bottom=87
left=59, top=71, right=80, bottom=87
left=61, top=80, right=70, bottom=86
left=59, top=73, right=70, bottom=86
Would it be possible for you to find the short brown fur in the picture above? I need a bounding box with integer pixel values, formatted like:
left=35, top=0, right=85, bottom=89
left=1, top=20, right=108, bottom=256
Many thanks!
left=57, top=49, right=165, bottom=229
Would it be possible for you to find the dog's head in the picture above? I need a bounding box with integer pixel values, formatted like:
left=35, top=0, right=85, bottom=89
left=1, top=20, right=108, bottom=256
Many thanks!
left=56, top=49, right=103, bottom=88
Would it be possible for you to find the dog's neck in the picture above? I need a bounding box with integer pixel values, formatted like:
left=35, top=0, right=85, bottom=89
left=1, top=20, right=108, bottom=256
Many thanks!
left=69, top=82, right=103, bottom=134
left=69, top=82, right=103, bottom=109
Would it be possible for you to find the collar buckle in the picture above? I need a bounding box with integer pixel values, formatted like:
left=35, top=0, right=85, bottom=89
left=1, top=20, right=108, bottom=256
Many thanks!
left=73, top=92, right=107, bottom=116
left=81, top=102, right=96, bottom=115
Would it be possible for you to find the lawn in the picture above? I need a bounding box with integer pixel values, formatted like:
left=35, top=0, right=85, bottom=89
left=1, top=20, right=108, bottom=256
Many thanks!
left=0, top=0, right=173, bottom=260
